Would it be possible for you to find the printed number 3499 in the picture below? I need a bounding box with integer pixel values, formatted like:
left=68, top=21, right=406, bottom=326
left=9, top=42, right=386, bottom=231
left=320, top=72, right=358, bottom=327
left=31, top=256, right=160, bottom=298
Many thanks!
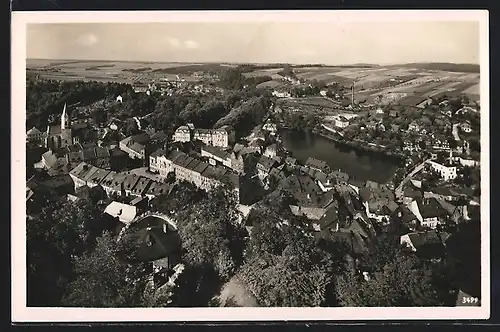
left=463, top=297, right=479, bottom=304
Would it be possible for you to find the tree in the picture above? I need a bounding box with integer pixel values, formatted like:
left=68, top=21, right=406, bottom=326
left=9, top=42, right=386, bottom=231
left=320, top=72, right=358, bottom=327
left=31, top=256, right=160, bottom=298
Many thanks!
left=335, top=252, right=446, bottom=307
left=27, top=198, right=103, bottom=306
left=61, top=232, right=149, bottom=307
left=236, top=202, right=339, bottom=307
left=150, top=181, right=206, bottom=217
left=177, top=185, right=244, bottom=276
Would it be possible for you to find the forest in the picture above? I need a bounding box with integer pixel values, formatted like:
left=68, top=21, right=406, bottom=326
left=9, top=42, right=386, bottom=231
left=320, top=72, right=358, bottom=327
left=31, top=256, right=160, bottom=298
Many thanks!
left=27, top=180, right=479, bottom=307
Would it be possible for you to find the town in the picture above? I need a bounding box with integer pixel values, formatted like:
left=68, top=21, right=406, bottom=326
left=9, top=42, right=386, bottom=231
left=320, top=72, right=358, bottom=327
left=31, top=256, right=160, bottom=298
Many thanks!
left=26, top=57, right=481, bottom=308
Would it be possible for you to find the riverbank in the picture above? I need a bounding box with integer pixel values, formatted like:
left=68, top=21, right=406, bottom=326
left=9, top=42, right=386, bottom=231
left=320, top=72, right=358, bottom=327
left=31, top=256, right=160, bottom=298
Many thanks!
left=312, top=127, right=406, bottom=161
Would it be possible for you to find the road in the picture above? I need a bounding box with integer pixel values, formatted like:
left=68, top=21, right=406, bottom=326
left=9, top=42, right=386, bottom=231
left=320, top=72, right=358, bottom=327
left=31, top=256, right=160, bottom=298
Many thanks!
left=395, top=159, right=430, bottom=199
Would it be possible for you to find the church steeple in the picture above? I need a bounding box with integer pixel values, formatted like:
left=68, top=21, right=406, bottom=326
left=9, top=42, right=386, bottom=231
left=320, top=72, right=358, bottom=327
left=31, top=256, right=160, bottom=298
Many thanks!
left=61, top=103, right=70, bottom=130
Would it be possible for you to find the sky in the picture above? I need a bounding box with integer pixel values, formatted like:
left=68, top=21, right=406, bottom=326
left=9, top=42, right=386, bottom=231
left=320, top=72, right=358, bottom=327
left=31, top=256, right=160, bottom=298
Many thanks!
left=26, top=21, right=480, bottom=65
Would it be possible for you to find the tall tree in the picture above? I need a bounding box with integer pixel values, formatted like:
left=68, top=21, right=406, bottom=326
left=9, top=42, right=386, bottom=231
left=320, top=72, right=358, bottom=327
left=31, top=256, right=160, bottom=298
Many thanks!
left=61, top=232, right=149, bottom=307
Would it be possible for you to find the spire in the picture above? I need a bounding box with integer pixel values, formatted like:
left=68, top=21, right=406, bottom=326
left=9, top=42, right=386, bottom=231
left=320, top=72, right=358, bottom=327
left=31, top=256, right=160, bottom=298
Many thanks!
left=61, top=103, right=69, bottom=130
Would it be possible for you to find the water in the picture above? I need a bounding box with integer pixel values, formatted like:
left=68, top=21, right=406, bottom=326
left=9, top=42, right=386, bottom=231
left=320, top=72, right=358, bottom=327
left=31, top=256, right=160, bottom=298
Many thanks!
left=280, top=129, right=401, bottom=184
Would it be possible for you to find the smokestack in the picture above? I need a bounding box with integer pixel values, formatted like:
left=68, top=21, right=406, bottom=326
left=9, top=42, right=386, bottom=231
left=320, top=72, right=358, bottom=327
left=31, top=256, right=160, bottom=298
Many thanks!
left=351, top=82, right=355, bottom=106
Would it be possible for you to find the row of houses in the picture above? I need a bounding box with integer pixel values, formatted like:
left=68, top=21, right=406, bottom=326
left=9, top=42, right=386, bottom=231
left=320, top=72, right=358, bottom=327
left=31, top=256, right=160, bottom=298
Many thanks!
left=148, top=148, right=242, bottom=201
left=69, top=162, right=172, bottom=200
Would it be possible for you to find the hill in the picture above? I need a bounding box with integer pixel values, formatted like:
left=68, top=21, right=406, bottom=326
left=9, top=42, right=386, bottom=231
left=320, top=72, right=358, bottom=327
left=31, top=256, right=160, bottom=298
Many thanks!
left=389, top=63, right=480, bottom=73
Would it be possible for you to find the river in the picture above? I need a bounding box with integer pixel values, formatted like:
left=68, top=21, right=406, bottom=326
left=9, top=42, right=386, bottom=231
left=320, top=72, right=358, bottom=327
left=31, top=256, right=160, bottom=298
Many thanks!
left=280, top=129, right=402, bottom=184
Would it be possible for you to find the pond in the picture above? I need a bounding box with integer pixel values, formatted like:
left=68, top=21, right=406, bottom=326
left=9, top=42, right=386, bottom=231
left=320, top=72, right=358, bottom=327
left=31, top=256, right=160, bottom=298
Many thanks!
left=280, top=129, right=402, bottom=184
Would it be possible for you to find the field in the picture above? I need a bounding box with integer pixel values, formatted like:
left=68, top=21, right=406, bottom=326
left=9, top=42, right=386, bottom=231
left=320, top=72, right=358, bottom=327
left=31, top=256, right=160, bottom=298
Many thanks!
left=26, top=59, right=230, bottom=84
left=27, top=59, right=481, bottom=105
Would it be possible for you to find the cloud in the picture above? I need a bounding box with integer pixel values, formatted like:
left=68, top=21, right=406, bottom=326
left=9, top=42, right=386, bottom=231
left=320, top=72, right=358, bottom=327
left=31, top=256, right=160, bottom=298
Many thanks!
left=76, top=33, right=98, bottom=47
left=167, top=37, right=181, bottom=48
left=165, top=37, right=199, bottom=50
left=184, top=40, right=199, bottom=49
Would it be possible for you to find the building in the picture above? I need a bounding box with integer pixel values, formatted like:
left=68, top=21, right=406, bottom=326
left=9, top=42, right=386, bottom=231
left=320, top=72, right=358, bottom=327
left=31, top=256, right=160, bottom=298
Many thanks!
left=193, top=126, right=234, bottom=148
left=45, top=103, right=73, bottom=150
left=119, top=133, right=150, bottom=160
left=400, top=230, right=446, bottom=258
left=173, top=124, right=235, bottom=148
left=173, top=125, right=192, bottom=143
left=426, top=160, right=457, bottom=181
left=460, top=121, right=472, bottom=133
left=26, top=127, right=44, bottom=144
left=262, top=119, right=278, bottom=135
left=333, top=116, right=350, bottom=128
left=104, top=201, right=137, bottom=224
left=418, top=198, right=449, bottom=229
left=201, top=145, right=232, bottom=168
left=256, top=155, right=277, bottom=181
left=148, top=149, right=241, bottom=200
left=305, top=157, right=330, bottom=173
left=263, top=142, right=284, bottom=159
left=408, top=121, right=420, bottom=132
left=280, top=173, right=336, bottom=220
left=149, top=149, right=184, bottom=178
left=272, top=90, right=291, bottom=98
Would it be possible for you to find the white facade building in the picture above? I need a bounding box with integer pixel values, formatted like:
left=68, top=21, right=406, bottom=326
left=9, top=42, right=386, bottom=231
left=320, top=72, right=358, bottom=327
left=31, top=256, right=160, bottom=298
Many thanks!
left=426, top=160, right=457, bottom=181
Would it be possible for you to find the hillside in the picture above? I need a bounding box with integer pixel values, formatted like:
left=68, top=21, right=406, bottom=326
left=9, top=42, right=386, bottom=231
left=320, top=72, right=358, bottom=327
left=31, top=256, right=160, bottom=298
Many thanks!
left=389, top=63, right=480, bottom=73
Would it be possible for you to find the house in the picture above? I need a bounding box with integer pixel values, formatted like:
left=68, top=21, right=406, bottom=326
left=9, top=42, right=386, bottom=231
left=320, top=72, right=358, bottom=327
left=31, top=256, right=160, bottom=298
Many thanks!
left=426, top=160, right=457, bottom=181
left=347, top=178, right=365, bottom=194
left=272, top=90, right=291, bottom=98
left=26, top=127, right=45, bottom=144
left=262, top=119, right=278, bottom=135
left=312, top=205, right=340, bottom=232
left=191, top=125, right=235, bottom=148
left=256, top=155, right=277, bottom=181
left=460, top=121, right=472, bottom=133
left=104, top=201, right=138, bottom=224
left=201, top=145, right=232, bottom=168
left=418, top=197, right=450, bottom=229
left=263, top=142, right=284, bottom=159
left=359, top=183, right=397, bottom=223
left=408, top=121, right=420, bottom=132
left=281, top=174, right=336, bottom=220
left=314, top=171, right=335, bottom=192
left=305, top=157, right=330, bottom=173
left=173, top=125, right=192, bottom=143
left=403, top=186, right=423, bottom=204
left=119, top=133, right=151, bottom=160
left=393, top=205, right=419, bottom=231
left=333, top=116, right=350, bottom=128
left=331, top=170, right=350, bottom=183
left=400, top=230, right=446, bottom=258
left=116, top=95, right=123, bottom=103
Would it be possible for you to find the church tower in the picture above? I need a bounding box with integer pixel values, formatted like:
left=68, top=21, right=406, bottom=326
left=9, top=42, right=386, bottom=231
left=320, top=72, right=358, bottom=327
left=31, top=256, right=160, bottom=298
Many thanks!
left=61, top=103, right=70, bottom=130
left=60, top=103, right=73, bottom=147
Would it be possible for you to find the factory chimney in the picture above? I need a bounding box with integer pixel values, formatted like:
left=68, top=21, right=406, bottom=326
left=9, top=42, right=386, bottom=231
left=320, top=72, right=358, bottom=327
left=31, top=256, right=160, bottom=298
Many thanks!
left=351, top=82, right=355, bottom=106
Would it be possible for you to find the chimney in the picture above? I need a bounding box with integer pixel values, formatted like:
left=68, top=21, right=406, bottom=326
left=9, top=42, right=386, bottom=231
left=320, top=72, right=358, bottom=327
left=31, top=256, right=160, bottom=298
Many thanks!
left=351, top=82, right=355, bottom=106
